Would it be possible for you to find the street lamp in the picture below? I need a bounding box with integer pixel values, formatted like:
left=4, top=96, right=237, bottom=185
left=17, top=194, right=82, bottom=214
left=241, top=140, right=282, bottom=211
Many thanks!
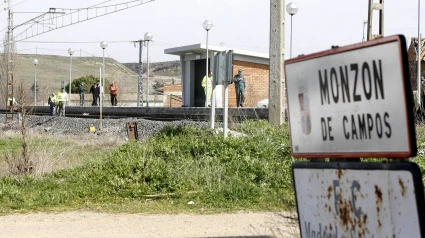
left=203, top=20, right=214, bottom=129
left=203, top=20, right=213, bottom=109
left=286, top=2, right=298, bottom=58
left=68, top=48, right=75, bottom=104
left=100, top=41, right=108, bottom=131
left=33, top=58, right=38, bottom=106
left=417, top=0, right=422, bottom=106
left=144, top=32, right=153, bottom=107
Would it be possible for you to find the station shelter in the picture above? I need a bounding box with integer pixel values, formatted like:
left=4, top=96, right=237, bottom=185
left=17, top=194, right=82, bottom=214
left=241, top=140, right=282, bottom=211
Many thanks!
left=164, top=44, right=269, bottom=108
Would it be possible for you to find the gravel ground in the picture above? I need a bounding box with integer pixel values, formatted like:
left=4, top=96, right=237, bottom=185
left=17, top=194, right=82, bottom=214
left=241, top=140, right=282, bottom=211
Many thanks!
left=0, top=211, right=300, bottom=238
left=0, top=114, right=214, bottom=141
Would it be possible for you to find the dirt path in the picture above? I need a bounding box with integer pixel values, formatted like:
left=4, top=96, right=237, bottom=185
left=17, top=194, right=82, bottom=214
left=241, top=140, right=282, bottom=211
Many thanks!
left=0, top=211, right=300, bottom=238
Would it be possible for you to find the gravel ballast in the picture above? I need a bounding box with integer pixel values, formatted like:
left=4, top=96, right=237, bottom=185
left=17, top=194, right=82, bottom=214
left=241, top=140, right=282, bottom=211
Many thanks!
left=1, top=115, right=212, bottom=140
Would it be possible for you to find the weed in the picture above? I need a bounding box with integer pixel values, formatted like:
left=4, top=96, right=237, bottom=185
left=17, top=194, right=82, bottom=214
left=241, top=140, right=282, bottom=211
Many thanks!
left=0, top=120, right=296, bottom=214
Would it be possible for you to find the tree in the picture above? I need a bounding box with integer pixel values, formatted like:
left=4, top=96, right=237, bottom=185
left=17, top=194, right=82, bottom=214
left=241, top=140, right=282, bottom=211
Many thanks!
left=152, top=81, right=164, bottom=94
left=65, top=75, right=109, bottom=93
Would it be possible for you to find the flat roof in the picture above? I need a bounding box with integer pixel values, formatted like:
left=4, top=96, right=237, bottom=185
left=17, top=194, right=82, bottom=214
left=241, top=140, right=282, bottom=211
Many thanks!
left=164, top=43, right=269, bottom=59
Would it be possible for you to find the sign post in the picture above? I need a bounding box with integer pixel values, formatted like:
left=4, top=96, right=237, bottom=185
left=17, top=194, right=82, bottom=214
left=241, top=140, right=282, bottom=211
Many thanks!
left=285, top=35, right=425, bottom=237
left=213, top=50, right=233, bottom=138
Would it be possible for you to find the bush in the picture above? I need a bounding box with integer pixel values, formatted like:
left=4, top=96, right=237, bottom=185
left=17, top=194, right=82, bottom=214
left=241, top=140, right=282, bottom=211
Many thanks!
left=65, top=75, right=110, bottom=94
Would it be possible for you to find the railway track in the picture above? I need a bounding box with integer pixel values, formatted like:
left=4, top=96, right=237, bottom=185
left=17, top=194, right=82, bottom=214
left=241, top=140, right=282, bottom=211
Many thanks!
left=0, top=106, right=268, bottom=122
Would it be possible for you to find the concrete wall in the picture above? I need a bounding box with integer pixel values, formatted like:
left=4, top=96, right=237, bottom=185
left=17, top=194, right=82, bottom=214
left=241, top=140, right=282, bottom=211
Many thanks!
left=163, top=84, right=183, bottom=107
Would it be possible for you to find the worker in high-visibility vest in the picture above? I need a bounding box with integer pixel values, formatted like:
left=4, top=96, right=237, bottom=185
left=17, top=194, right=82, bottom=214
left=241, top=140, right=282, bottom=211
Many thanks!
left=48, top=93, right=57, bottom=116
left=57, top=88, right=68, bottom=117
left=201, top=71, right=213, bottom=107
left=7, top=96, right=16, bottom=113
left=7, top=96, right=21, bottom=122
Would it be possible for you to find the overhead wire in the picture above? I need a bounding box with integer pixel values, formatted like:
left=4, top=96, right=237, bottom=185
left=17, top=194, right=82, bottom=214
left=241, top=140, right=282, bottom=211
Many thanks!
left=12, top=0, right=30, bottom=7
left=19, top=40, right=132, bottom=44
left=88, top=0, right=113, bottom=8
left=12, top=0, right=155, bottom=43
left=13, top=47, right=98, bottom=57
left=0, top=27, right=8, bottom=34
left=38, top=0, right=149, bottom=23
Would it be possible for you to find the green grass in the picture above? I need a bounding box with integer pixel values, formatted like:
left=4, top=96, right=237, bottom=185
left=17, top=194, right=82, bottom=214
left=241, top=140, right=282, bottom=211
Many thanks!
left=1, top=121, right=425, bottom=215
left=0, top=120, right=297, bottom=214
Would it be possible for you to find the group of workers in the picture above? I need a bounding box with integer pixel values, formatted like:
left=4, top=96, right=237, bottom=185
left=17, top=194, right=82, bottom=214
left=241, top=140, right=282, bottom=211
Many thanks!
left=48, top=88, right=69, bottom=116
left=202, top=68, right=246, bottom=107
left=47, top=81, right=119, bottom=117
left=89, top=81, right=119, bottom=107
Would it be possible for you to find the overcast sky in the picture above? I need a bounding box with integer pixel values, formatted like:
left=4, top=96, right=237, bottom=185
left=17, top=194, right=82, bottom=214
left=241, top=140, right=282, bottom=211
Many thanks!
left=0, top=0, right=423, bottom=63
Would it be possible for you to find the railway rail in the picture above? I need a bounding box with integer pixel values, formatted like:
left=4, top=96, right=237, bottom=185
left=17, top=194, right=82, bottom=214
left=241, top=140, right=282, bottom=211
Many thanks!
left=0, top=106, right=268, bottom=122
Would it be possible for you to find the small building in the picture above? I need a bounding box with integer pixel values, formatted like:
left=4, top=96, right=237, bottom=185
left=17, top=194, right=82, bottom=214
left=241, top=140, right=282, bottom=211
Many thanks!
left=162, top=83, right=183, bottom=107
left=407, top=37, right=425, bottom=91
left=164, top=44, right=269, bottom=108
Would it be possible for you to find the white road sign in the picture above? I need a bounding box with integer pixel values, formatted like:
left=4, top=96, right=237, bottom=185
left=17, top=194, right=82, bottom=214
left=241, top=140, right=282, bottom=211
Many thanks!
left=285, top=35, right=416, bottom=158
left=293, top=162, right=425, bottom=238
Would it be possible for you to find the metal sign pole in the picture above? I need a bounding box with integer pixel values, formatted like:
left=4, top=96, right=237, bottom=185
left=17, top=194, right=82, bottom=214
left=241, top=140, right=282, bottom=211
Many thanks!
left=223, top=63, right=228, bottom=138
left=99, top=67, right=102, bottom=131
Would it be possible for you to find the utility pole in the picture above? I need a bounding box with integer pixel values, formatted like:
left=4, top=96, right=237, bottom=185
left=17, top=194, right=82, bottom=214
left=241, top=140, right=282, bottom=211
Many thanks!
left=5, top=0, right=14, bottom=121
left=367, top=0, right=384, bottom=41
left=269, top=0, right=286, bottom=125
left=362, top=21, right=367, bottom=42
left=132, top=40, right=145, bottom=107
left=3, top=0, right=157, bottom=121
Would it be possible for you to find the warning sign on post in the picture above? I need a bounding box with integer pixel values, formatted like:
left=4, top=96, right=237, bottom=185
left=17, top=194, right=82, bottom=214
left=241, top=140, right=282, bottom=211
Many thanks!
left=285, top=35, right=416, bottom=158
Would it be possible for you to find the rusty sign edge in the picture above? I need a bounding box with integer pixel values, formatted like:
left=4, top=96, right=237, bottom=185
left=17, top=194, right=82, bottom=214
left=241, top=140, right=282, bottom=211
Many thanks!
left=292, top=161, right=425, bottom=238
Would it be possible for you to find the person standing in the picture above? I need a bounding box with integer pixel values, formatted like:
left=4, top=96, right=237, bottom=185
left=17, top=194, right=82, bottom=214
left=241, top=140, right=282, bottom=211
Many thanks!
left=90, top=83, right=98, bottom=106
left=79, top=82, right=86, bottom=106
left=202, top=71, right=213, bottom=107
left=233, top=69, right=246, bottom=107
left=57, top=88, right=68, bottom=116
left=109, top=81, right=118, bottom=106
left=7, top=96, right=16, bottom=112
left=48, top=93, right=57, bottom=116
left=96, top=81, right=101, bottom=105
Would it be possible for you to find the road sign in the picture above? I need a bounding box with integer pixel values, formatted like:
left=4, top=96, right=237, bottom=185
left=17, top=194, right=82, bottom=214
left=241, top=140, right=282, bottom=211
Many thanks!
left=293, top=162, right=425, bottom=238
left=284, top=35, right=416, bottom=158
left=214, top=50, right=234, bottom=85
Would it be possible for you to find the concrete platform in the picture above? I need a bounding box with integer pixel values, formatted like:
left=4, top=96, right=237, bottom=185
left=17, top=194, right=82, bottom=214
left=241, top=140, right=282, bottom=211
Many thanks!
left=29, top=106, right=268, bottom=121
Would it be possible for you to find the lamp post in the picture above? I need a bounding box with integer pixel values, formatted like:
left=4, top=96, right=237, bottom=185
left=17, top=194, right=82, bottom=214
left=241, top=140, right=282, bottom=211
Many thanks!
left=417, top=0, right=422, bottom=106
left=100, top=41, right=108, bottom=131
left=68, top=48, right=75, bottom=104
left=286, top=2, right=298, bottom=58
left=203, top=20, right=214, bottom=128
left=203, top=20, right=213, bottom=109
left=144, top=32, right=153, bottom=107
left=33, top=58, right=38, bottom=106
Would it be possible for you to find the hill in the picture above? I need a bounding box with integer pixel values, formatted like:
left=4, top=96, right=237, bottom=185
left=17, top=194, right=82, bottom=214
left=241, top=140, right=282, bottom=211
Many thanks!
left=123, top=60, right=181, bottom=78
left=6, top=54, right=180, bottom=102
left=13, top=54, right=138, bottom=95
left=122, top=60, right=181, bottom=89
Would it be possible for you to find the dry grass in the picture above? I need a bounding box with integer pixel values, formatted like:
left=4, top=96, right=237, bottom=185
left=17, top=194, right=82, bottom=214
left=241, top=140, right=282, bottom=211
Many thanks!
left=0, top=132, right=124, bottom=176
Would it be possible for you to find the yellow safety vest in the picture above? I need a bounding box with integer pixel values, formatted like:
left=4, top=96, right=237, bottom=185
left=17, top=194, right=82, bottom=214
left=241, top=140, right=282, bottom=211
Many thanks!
left=57, top=92, right=68, bottom=102
left=49, top=95, right=56, bottom=103
left=7, top=97, right=15, bottom=105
